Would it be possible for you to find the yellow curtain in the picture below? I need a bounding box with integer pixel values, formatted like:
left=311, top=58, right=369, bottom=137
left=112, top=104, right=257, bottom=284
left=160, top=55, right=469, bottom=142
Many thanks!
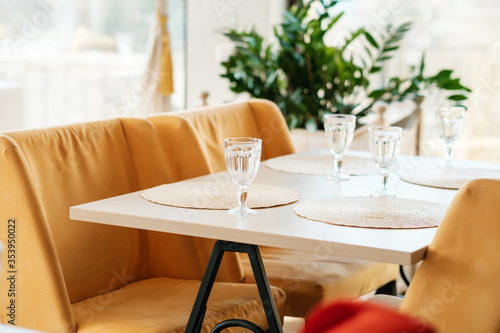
left=157, top=9, right=174, bottom=96
left=139, top=0, right=172, bottom=114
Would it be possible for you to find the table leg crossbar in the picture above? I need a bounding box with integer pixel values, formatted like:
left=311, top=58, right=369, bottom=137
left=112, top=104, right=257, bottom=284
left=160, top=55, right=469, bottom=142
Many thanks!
left=185, top=240, right=283, bottom=333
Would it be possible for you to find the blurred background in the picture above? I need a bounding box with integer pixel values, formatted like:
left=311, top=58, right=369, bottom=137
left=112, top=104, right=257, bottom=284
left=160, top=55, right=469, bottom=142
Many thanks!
left=0, top=0, right=499, bottom=161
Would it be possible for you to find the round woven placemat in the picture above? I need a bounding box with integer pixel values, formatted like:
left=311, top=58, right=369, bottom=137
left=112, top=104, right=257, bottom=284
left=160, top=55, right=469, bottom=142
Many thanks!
left=400, top=167, right=500, bottom=190
left=265, top=154, right=378, bottom=176
left=294, top=197, right=446, bottom=229
left=141, top=181, right=299, bottom=210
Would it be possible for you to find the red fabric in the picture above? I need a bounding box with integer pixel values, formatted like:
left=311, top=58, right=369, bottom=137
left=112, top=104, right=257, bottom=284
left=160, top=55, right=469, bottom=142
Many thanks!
left=302, top=299, right=435, bottom=333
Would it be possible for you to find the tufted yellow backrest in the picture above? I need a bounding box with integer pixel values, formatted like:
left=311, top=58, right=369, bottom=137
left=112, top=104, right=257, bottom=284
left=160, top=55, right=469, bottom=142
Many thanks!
left=5, top=120, right=155, bottom=305
left=400, top=179, right=500, bottom=332
left=149, top=99, right=295, bottom=174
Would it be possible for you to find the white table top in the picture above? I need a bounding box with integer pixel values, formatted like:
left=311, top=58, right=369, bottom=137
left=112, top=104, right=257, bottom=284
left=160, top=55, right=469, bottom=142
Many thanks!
left=70, top=151, right=499, bottom=266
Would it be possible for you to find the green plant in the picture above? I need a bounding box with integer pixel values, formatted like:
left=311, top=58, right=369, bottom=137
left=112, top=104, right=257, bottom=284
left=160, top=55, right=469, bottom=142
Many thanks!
left=221, top=0, right=471, bottom=130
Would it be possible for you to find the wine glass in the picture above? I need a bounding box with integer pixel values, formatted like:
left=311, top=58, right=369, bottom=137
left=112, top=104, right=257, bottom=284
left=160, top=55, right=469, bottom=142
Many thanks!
left=324, top=114, right=356, bottom=181
left=368, top=126, right=402, bottom=197
left=435, top=106, right=465, bottom=168
left=224, top=137, right=262, bottom=216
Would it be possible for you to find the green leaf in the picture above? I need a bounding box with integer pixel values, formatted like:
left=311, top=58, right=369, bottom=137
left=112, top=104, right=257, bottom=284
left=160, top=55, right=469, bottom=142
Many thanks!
left=378, top=56, right=393, bottom=61
left=360, top=56, right=367, bottom=68
left=342, top=28, right=364, bottom=50
left=363, top=46, right=372, bottom=57
left=441, top=79, right=465, bottom=90
left=266, top=70, right=278, bottom=86
left=398, top=22, right=413, bottom=30
left=402, top=81, right=419, bottom=95
left=448, top=94, right=468, bottom=101
left=368, top=89, right=386, bottom=99
left=431, top=70, right=453, bottom=84
left=386, top=34, right=404, bottom=44
left=364, top=32, right=378, bottom=48
left=329, top=11, right=344, bottom=28
left=283, top=10, right=301, bottom=28
left=223, top=30, right=244, bottom=43
left=370, top=66, right=382, bottom=74
left=381, top=46, right=399, bottom=53
left=419, top=53, right=425, bottom=77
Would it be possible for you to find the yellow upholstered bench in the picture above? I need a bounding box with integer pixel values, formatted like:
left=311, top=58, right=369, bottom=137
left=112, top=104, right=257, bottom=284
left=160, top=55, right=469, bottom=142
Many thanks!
left=0, top=118, right=284, bottom=332
left=149, top=99, right=399, bottom=317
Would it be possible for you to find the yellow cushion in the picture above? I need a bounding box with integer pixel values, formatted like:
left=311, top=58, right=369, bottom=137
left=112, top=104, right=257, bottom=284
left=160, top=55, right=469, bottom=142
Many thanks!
left=241, top=248, right=398, bottom=317
left=72, top=277, right=285, bottom=333
left=400, top=179, right=500, bottom=332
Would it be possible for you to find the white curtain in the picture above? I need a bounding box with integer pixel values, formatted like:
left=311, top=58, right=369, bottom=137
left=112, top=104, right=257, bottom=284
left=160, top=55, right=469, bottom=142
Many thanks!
left=140, top=0, right=174, bottom=115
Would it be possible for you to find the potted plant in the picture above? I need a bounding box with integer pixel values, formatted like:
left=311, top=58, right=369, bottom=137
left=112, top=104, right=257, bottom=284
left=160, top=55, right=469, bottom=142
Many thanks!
left=220, top=0, right=470, bottom=132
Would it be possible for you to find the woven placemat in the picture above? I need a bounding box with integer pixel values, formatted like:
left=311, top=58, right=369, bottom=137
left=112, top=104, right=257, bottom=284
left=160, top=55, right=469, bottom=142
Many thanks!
left=141, top=181, right=299, bottom=210
left=294, top=197, right=446, bottom=229
left=400, top=167, right=500, bottom=190
left=265, top=154, right=378, bottom=176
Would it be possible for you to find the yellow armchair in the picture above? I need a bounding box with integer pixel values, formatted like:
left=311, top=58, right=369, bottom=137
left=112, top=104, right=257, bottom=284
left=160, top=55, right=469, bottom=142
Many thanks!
left=398, top=179, right=500, bottom=332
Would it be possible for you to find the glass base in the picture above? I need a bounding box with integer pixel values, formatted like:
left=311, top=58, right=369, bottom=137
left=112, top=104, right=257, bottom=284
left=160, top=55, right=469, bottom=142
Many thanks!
left=228, top=205, right=256, bottom=216
left=370, top=188, right=396, bottom=198
left=326, top=172, right=350, bottom=181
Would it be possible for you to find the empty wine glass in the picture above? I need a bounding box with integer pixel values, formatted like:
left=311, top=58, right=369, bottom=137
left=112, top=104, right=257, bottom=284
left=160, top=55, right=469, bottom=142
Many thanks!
left=224, top=137, right=262, bottom=216
left=324, top=114, right=356, bottom=181
left=435, top=106, right=465, bottom=168
left=368, top=126, right=402, bottom=197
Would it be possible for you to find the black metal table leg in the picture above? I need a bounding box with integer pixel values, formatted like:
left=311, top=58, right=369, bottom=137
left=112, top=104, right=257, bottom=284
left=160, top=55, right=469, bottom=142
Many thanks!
left=245, top=243, right=283, bottom=333
left=185, top=240, right=225, bottom=333
left=185, top=240, right=283, bottom=333
left=375, top=280, right=397, bottom=295
left=211, top=319, right=266, bottom=333
left=399, top=265, right=411, bottom=287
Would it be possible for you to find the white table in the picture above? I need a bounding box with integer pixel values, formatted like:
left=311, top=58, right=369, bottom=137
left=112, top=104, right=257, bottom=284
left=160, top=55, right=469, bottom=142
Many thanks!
left=70, top=153, right=463, bottom=266
left=70, top=151, right=496, bottom=333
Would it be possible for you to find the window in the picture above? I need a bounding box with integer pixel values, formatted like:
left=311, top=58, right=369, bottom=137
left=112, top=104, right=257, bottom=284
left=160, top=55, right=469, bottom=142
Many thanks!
left=0, top=0, right=186, bottom=130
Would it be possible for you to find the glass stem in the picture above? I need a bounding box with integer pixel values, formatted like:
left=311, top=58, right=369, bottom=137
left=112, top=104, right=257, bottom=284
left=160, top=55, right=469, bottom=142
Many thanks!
left=238, top=185, right=248, bottom=208
left=380, top=169, right=389, bottom=191
left=445, top=143, right=453, bottom=162
left=333, top=156, right=343, bottom=175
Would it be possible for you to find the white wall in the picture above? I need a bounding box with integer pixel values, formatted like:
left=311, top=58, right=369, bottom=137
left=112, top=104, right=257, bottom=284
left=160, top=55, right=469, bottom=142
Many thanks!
left=186, top=0, right=286, bottom=108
